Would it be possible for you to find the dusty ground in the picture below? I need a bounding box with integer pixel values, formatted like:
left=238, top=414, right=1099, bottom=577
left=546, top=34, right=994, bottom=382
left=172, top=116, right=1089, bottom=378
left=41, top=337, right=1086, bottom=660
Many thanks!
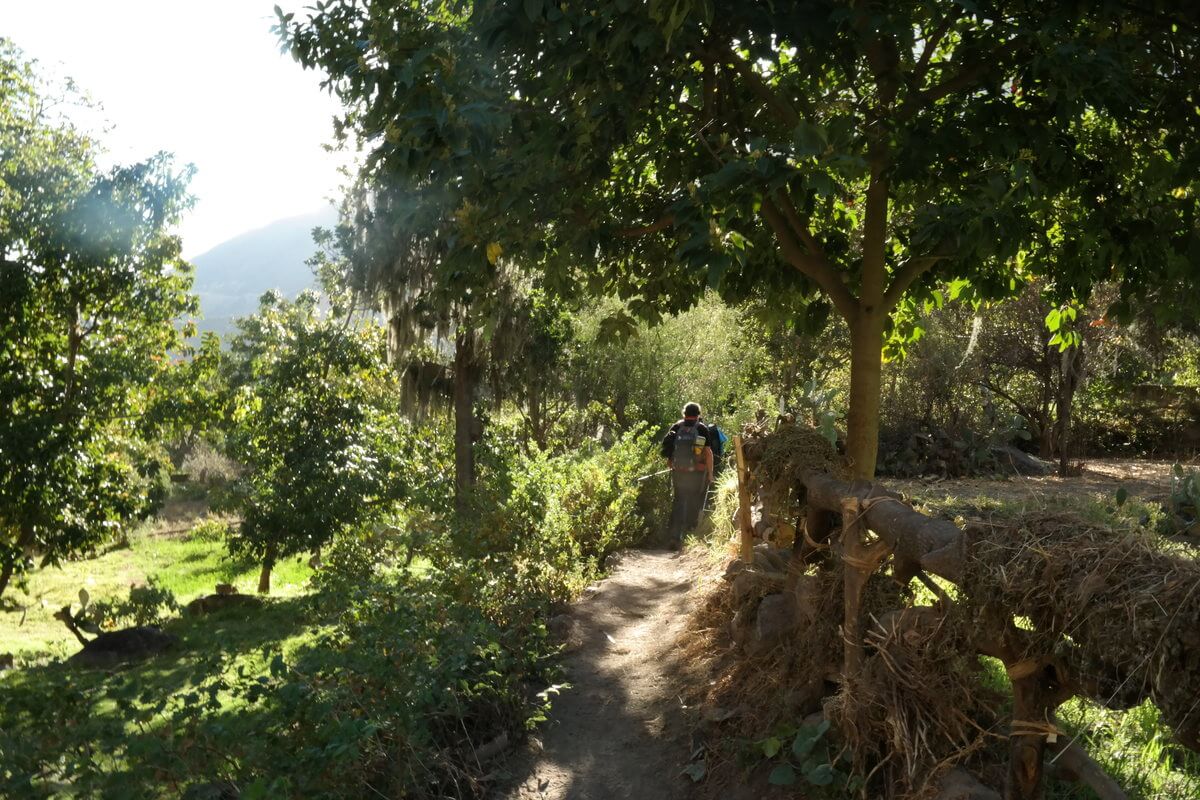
left=890, top=457, right=1180, bottom=510
left=498, top=550, right=704, bottom=800
left=492, top=459, right=1191, bottom=800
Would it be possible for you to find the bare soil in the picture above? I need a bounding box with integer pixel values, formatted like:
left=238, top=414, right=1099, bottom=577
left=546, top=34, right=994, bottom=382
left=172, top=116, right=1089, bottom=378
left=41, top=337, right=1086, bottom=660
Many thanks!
left=493, top=459, right=1189, bottom=800
left=891, top=457, right=1179, bottom=508
left=498, top=550, right=703, bottom=800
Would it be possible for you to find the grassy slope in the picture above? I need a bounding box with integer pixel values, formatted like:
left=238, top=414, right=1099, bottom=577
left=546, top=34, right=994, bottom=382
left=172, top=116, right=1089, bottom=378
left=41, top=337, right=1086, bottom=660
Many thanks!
left=0, top=502, right=313, bottom=660
left=0, top=495, right=446, bottom=797
left=0, top=500, right=327, bottom=796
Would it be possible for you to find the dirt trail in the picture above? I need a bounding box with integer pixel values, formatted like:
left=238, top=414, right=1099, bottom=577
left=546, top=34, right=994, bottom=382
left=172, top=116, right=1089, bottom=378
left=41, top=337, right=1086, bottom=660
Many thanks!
left=500, top=550, right=698, bottom=800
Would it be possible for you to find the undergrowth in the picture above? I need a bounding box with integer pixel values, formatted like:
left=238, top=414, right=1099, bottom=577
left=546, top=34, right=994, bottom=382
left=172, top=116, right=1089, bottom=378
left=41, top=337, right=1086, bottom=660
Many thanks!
left=692, top=466, right=1200, bottom=799
left=0, top=427, right=664, bottom=798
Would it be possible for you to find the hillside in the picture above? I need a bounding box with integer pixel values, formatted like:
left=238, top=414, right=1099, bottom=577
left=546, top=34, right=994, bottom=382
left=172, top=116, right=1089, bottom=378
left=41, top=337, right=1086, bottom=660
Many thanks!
left=190, top=208, right=337, bottom=332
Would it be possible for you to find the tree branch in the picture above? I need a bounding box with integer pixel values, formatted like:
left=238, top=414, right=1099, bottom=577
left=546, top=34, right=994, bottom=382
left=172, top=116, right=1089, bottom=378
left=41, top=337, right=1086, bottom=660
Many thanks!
left=774, top=188, right=829, bottom=264
left=881, top=242, right=955, bottom=311
left=721, top=49, right=802, bottom=128
left=760, top=198, right=857, bottom=318
left=1048, top=740, right=1130, bottom=800
left=914, top=60, right=991, bottom=107
left=979, top=379, right=1040, bottom=428
left=912, top=10, right=960, bottom=84
left=617, top=215, right=675, bottom=237
left=898, top=40, right=1023, bottom=121
left=848, top=0, right=903, bottom=108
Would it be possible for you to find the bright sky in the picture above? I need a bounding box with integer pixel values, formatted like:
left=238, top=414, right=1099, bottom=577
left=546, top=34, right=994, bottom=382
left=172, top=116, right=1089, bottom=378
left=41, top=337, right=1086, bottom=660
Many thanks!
left=2, top=0, right=350, bottom=257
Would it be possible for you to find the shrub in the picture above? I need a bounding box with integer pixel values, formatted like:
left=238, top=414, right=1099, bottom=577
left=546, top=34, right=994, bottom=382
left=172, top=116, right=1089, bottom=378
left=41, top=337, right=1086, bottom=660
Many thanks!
left=463, top=425, right=663, bottom=606
left=86, top=579, right=180, bottom=629
left=187, top=515, right=232, bottom=542
left=181, top=441, right=240, bottom=489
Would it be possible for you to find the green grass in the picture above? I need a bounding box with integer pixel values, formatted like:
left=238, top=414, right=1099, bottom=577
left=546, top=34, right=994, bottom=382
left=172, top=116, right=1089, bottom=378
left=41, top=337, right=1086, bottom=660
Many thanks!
left=0, top=499, right=445, bottom=797
left=1051, top=700, right=1200, bottom=800
left=0, top=592, right=333, bottom=796
left=0, top=503, right=313, bottom=661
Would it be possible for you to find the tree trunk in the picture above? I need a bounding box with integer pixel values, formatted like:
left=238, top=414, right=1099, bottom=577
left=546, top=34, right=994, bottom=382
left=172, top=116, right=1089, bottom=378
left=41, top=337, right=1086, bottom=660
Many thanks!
left=528, top=380, right=546, bottom=451
left=258, top=544, right=276, bottom=594
left=453, top=328, right=478, bottom=513
left=845, top=315, right=886, bottom=480
left=0, top=522, right=35, bottom=598
left=1056, top=343, right=1084, bottom=477
left=1037, top=348, right=1056, bottom=458
left=0, top=556, right=15, bottom=599
left=844, top=136, right=890, bottom=481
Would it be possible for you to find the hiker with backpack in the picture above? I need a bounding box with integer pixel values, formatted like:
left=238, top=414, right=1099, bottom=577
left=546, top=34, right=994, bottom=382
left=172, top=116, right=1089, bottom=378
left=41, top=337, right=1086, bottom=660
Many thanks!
left=661, top=402, right=713, bottom=548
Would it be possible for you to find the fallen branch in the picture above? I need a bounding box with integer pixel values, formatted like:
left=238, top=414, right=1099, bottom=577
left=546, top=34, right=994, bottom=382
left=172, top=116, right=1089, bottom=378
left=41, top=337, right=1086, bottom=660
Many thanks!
left=1048, top=740, right=1129, bottom=800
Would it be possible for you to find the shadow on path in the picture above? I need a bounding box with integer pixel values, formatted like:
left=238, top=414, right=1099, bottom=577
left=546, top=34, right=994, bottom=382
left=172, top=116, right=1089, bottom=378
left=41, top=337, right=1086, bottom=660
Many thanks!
left=497, top=550, right=699, bottom=800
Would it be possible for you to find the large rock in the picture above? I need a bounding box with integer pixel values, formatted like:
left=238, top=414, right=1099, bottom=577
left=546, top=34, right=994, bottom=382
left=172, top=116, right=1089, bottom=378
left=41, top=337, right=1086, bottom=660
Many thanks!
left=184, top=592, right=263, bottom=616
left=67, top=626, right=177, bottom=669
left=991, top=445, right=1053, bottom=476
left=722, top=557, right=746, bottom=580
left=750, top=593, right=798, bottom=654
left=182, top=781, right=239, bottom=800
left=751, top=544, right=791, bottom=573
left=731, top=606, right=754, bottom=647
left=730, top=569, right=786, bottom=604
left=548, top=613, right=584, bottom=650
left=783, top=677, right=825, bottom=716
left=791, top=574, right=823, bottom=627
left=934, top=767, right=1001, bottom=800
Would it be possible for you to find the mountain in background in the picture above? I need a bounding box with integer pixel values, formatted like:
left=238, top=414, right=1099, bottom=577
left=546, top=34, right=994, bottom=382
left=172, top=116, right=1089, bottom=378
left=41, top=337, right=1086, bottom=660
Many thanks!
left=190, top=207, right=338, bottom=333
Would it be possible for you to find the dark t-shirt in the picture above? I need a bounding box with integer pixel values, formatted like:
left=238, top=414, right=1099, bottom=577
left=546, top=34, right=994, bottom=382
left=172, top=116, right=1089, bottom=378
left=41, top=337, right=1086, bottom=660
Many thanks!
left=660, top=419, right=711, bottom=461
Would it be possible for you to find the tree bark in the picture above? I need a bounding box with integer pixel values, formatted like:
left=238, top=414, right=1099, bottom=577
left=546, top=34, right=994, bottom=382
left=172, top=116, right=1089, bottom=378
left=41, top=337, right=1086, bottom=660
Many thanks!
left=258, top=544, right=276, bottom=595
left=1048, top=740, right=1129, bottom=800
left=802, top=473, right=964, bottom=583
left=845, top=315, right=886, bottom=480
left=1038, top=347, right=1056, bottom=458
left=453, top=328, right=478, bottom=513
left=1056, top=342, right=1084, bottom=477
left=528, top=380, right=546, bottom=451
left=845, top=133, right=890, bottom=481
left=0, top=522, right=35, bottom=598
left=0, top=556, right=15, bottom=599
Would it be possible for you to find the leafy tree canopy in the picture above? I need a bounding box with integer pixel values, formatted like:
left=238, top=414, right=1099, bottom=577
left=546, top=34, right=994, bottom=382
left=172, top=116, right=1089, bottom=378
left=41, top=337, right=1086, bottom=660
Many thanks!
left=282, top=1, right=1199, bottom=476
left=224, top=290, right=414, bottom=591
left=0, top=40, right=196, bottom=595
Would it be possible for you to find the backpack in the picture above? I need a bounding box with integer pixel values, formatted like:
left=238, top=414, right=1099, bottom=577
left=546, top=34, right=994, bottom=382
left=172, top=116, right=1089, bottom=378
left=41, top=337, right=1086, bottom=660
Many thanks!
left=707, top=422, right=727, bottom=464
left=672, top=422, right=703, bottom=470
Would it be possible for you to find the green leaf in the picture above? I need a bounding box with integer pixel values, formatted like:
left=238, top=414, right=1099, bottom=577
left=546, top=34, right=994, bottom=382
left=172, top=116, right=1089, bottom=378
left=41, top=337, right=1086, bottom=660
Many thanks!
left=808, top=172, right=836, bottom=197
left=792, top=720, right=829, bottom=757
left=792, top=729, right=818, bottom=759
left=760, top=736, right=782, bottom=758
left=1115, top=487, right=1128, bottom=507
left=681, top=762, right=706, bottom=782
left=79, top=588, right=90, bottom=609
left=792, top=120, right=826, bottom=157
left=804, top=762, right=835, bottom=786
left=768, top=763, right=797, bottom=785
left=524, top=0, right=542, bottom=22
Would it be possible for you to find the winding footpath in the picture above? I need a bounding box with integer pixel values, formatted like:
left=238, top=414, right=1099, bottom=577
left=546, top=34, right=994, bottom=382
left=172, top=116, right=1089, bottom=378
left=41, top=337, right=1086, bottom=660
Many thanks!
left=499, top=550, right=697, bottom=800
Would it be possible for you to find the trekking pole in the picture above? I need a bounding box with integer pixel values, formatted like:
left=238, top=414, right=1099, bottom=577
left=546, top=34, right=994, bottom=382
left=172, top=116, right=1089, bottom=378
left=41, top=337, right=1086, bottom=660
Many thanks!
left=635, top=467, right=671, bottom=482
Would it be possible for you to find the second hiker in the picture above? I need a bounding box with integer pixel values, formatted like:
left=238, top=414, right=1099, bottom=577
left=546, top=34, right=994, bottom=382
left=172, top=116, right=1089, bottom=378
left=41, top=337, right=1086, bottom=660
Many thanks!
left=661, top=402, right=713, bottom=548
